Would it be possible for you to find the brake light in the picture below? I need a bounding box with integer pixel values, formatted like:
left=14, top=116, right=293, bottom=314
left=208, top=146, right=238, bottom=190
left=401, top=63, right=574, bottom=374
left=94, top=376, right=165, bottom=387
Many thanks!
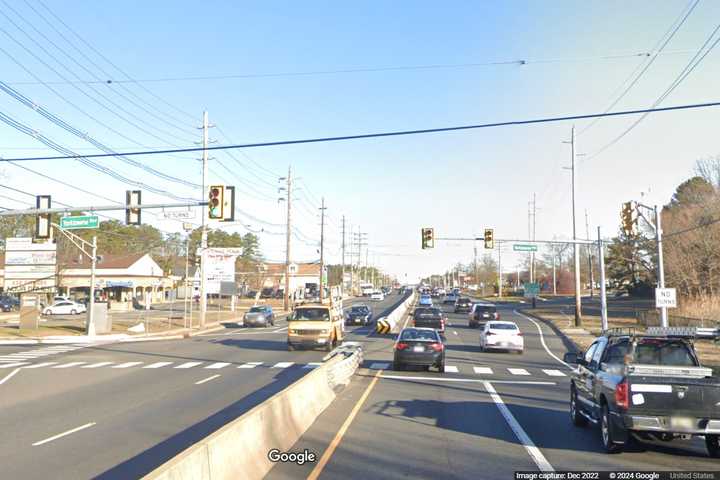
left=516, top=331, right=523, bottom=336
left=495, top=312, right=499, bottom=319
left=395, top=342, right=409, bottom=351
left=615, top=380, right=629, bottom=410
left=429, top=342, right=444, bottom=352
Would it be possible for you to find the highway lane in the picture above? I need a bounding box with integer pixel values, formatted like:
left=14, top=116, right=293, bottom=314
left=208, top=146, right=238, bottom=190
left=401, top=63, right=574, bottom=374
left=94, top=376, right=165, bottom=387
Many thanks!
left=0, top=294, right=406, bottom=480
left=268, top=298, right=720, bottom=479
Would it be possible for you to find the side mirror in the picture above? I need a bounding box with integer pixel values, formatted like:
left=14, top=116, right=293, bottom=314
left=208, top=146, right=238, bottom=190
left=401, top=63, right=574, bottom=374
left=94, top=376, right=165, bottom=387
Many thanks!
left=563, top=352, right=580, bottom=364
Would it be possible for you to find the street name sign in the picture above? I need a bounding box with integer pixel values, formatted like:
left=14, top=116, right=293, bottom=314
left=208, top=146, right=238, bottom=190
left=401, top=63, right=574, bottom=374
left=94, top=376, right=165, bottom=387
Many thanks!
left=513, top=244, right=538, bottom=252
left=655, top=288, right=677, bottom=308
left=60, top=215, right=99, bottom=230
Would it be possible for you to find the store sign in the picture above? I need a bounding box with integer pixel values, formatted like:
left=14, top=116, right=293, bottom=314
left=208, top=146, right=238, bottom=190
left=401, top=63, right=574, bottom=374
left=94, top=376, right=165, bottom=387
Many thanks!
left=4, top=237, right=56, bottom=292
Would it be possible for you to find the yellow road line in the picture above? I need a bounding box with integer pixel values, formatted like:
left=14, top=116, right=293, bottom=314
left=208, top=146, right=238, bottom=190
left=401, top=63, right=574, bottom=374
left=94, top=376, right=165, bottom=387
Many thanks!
left=307, top=369, right=383, bottom=480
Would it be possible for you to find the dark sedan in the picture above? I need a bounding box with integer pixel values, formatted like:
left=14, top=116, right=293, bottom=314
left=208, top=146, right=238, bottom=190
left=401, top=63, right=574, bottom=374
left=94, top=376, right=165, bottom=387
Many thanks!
left=393, top=327, right=445, bottom=372
left=454, top=297, right=472, bottom=313
left=345, top=305, right=372, bottom=325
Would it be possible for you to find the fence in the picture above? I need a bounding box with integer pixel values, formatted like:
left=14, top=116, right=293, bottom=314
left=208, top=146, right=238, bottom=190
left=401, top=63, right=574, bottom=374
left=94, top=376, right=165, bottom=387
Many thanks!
left=636, top=310, right=718, bottom=328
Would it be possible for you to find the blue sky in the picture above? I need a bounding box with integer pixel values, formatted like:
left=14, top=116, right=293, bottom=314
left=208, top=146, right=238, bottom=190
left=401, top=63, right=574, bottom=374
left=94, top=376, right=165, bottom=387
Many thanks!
left=1, top=1, right=720, bottom=281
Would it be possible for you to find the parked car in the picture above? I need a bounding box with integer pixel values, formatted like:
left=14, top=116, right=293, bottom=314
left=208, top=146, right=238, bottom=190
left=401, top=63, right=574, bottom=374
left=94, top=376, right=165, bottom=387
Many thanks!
left=0, top=299, right=15, bottom=312
left=469, top=303, right=498, bottom=329
left=260, top=288, right=275, bottom=299
left=454, top=297, right=472, bottom=313
left=443, top=293, right=458, bottom=304
left=43, top=301, right=87, bottom=316
left=370, top=290, right=385, bottom=301
left=346, top=305, right=372, bottom=325
left=273, top=289, right=285, bottom=299
left=243, top=305, right=275, bottom=327
left=245, top=290, right=258, bottom=299
left=418, top=294, right=433, bottom=306
left=565, top=327, right=720, bottom=455
left=413, top=307, right=445, bottom=333
left=393, top=327, right=445, bottom=372
left=480, top=321, right=523, bottom=353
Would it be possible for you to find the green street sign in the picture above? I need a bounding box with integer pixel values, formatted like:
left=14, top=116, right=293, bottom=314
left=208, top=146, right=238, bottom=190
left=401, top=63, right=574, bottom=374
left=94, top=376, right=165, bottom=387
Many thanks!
left=513, top=244, right=538, bottom=252
left=524, top=282, right=540, bottom=298
left=60, top=215, right=99, bottom=230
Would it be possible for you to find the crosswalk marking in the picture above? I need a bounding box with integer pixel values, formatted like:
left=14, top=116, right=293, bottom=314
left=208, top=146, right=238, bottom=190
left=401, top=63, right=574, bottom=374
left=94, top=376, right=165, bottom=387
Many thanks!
left=23, top=362, right=58, bottom=369
left=238, top=362, right=263, bottom=369
left=508, top=368, right=531, bottom=376
left=369, top=362, right=390, bottom=370
left=445, top=365, right=459, bottom=373
left=175, top=362, right=203, bottom=369
left=112, top=362, right=144, bottom=369
left=473, top=367, right=493, bottom=375
left=0, top=362, right=28, bottom=368
left=205, top=362, right=230, bottom=369
left=143, top=362, right=173, bottom=369
left=82, top=362, right=114, bottom=369
left=52, top=362, right=86, bottom=368
left=542, top=369, right=566, bottom=377
left=272, top=362, right=294, bottom=369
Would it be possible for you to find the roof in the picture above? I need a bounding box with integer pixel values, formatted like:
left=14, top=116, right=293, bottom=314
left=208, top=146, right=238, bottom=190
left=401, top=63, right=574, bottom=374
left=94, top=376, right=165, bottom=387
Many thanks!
left=63, top=253, right=146, bottom=269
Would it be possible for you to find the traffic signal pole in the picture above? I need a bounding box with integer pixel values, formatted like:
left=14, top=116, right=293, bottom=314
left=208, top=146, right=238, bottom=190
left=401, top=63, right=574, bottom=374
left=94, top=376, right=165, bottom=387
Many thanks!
left=200, top=111, right=209, bottom=328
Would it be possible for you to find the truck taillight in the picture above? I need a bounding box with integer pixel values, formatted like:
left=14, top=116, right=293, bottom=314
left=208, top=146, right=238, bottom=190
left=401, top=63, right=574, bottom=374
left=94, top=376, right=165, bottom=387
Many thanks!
left=615, top=380, right=629, bottom=410
left=494, top=312, right=499, bottom=319
left=395, top=342, right=409, bottom=350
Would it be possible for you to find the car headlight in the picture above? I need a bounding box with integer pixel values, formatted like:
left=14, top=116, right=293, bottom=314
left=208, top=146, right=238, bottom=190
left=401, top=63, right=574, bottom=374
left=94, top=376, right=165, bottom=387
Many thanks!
left=320, top=329, right=329, bottom=334
left=289, top=329, right=297, bottom=334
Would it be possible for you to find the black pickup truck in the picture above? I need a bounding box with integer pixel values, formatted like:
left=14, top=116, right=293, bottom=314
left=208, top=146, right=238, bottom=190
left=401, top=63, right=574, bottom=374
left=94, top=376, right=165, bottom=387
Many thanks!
left=564, top=327, right=720, bottom=456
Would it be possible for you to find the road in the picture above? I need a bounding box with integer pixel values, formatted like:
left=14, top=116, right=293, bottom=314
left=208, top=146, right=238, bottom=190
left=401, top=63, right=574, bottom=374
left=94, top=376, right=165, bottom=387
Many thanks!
left=267, top=299, right=720, bottom=479
left=0, top=294, right=406, bottom=480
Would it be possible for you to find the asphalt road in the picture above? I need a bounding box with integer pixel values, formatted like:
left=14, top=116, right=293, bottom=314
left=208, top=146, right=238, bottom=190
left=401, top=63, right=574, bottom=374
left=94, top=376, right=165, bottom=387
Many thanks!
left=267, top=299, right=720, bottom=480
left=0, top=293, right=406, bottom=480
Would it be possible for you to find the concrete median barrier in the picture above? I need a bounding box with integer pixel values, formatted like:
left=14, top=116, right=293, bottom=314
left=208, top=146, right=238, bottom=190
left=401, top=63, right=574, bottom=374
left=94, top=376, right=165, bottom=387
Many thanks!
left=375, top=291, right=416, bottom=335
left=143, top=345, right=363, bottom=480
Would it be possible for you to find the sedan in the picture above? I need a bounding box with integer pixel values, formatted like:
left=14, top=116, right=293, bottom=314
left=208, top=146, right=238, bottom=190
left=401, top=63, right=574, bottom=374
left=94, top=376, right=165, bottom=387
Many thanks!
left=480, top=321, right=523, bottom=353
left=243, top=305, right=275, bottom=327
left=346, top=305, right=372, bottom=325
left=469, top=304, right=499, bottom=328
left=43, top=301, right=87, bottom=316
left=393, top=327, right=445, bottom=372
left=370, top=291, right=385, bottom=301
left=418, top=295, right=433, bottom=306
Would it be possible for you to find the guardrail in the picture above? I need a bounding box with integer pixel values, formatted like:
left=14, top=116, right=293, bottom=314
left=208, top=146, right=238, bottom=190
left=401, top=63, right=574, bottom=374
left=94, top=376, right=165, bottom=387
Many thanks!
left=143, top=344, right=363, bottom=480
left=375, top=291, right=416, bottom=335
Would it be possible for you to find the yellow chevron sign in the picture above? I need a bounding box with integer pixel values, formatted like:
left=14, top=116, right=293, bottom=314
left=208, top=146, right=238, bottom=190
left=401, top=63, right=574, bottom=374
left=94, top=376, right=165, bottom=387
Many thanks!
left=376, top=319, right=391, bottom=335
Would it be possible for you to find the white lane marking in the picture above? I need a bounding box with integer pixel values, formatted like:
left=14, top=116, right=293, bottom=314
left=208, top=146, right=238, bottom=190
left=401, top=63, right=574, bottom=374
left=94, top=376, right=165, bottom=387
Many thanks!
left=52, top=362, right=86, bottom=368
left=513, top=310, right=570, bottom=369
left=112, top=362, right=143, bottom=369
left=22, top=362, right=58, bottom=369
left=380, top=374, right=555, bottom=385
left=238, top=362, right=263, bottom=369
left=445, top=365, right=459, bottom=373
left=0, top=367, right=21, bottom=385
left=272, top=362, right=294, bottom=369
left=195, top=374, right=221, bottom=385
left=143, top=362, right=173, bottom=369
left=0, top=362, right=29, bottom=369
left=303, top=362, right=322, bottom=369
left=542, top=369, right=566, bottom=377
left=175, top=362, right=203, bottom=369
left=370, top=362, right=390, bottom=370
left=484, top=381, right=553, bottom=471
left=508, top=368, right=530, bottom=376
left=453, top=331, right=458, bottom=336
left=272, top=326, right=288, bottom=333
left=205, top=362, right=230, bottom=369
left=473, top=367, right=494, bottom=375
left=82, top=362, right=114, bottom=369
left=32, top=422, right=96, bottom=447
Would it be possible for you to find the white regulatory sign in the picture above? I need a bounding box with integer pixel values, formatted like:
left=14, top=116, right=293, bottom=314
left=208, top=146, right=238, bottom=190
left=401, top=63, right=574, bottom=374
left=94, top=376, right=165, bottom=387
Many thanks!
left=655, top=288, right=677, bottom=308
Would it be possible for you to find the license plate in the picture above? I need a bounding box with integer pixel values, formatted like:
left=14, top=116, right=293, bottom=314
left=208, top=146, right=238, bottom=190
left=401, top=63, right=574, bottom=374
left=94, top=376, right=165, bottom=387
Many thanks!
left=670, top=417, right=694, bottom=430
left=483, top=314, right=490, bottom=318
left=413, top=346, right=424, bottom=352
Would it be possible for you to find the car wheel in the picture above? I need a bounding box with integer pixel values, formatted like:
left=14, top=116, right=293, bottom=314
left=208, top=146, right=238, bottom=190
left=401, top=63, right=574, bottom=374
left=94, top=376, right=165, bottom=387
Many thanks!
left=70, top=309, right=77, bottom=315
left=394, top=361, right=404, bottom=371
left=570, top=387, right=588, bottom=427
left=516, top=349, right=524, bottom=355
left=287, top=344, right=295, bottom=352
left=600, top=404, right=623, bottom=453
left=438, top=362, right=445, bottom=373
left=706, top=435, right=720, bottom=458
left=44, top=309, right=52, bottom=315
left=325, top=337, right=334, bottom=352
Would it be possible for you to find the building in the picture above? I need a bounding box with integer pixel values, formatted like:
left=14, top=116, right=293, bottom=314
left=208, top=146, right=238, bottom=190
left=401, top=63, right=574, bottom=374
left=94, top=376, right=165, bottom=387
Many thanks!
left=261, top=262, right=321, bottom=294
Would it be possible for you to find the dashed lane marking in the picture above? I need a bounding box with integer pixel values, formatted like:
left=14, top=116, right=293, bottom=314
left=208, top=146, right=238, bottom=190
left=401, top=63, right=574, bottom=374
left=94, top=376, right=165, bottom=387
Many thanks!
left=542, top=369, right=566, bottom=377
left=508, top=368, right=531, bottom=376
left=473, top=366, right=493, bottom=374
left=238, top=362, right=263, bottom=369
left=205, top=362, right=231, bottom=369
left=143, top=362, right=173, bottom=369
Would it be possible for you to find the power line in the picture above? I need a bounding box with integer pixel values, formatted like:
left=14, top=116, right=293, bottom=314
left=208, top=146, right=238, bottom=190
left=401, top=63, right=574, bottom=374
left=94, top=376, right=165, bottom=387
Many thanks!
left=3, top=50, right=697, bottom=85
left=5, top=100, right=720, bottom=162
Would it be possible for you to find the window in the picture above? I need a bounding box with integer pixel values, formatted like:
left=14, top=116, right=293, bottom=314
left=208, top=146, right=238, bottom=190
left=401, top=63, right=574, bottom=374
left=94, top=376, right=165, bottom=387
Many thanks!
left=488, top=323, right=517, bottom=330
left=590, top=339, right=606, bottom=368
left=603, top=340, right=629, bottom=365
left=292, top=308, right=330, bottom=321
left=400, top=329, right=438, bottom=341
left=634, top=340, right=696, bottom=366
left=584, top=343, right=598, bottom=365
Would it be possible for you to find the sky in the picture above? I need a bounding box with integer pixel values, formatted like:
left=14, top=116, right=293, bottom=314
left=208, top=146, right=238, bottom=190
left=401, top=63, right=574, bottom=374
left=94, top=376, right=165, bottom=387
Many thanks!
left=1, top=0, right=720, bottom=282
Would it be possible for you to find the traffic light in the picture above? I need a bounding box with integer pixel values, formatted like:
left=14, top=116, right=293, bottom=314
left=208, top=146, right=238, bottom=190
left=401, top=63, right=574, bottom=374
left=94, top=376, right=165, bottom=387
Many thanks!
left=421, top=227, right=434, bottom=249
left=484, top=228, right=494, bottom=249
left=125, top=190, right=141, bottom=225
left=221, top=186, right=235, bottom=222
left=208, top=185, right=225, bottom=219
left=621, top=201, right=635, bottom=235
left=35, top=195, right=51, bottom=239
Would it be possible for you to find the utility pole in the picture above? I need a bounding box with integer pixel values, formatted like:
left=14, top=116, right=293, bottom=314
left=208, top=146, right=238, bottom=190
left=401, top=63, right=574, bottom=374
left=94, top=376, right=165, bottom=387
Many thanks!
left=655, top=205, right=668, bottom=327
left=199, top=111, right=210, bottom=328
left=552, top=244, right=557, bottom=296
left=283, top=166, right=292, bottom=311
left=497, top=244, right=502, bottom=299
left=88, top=236, right=97, bottom=336
left=585, top=209, right=594, bottom=298
left=473, top=240, right=478, bottom=291
left=341, top=215, right=346, bottom=294
left=598, top=226, right=608, bottom=331
left=319, top=197, right=326, bottom=303
left=532, top=192, right=537, bottom=283
left=565, top=125, right=583, bottom=326
left=528, top=193, right=536, bottom=283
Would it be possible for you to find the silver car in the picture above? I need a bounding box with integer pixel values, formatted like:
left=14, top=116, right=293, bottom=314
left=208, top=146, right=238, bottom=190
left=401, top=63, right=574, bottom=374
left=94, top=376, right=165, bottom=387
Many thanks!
left=243, top=305, right=275, bottom=327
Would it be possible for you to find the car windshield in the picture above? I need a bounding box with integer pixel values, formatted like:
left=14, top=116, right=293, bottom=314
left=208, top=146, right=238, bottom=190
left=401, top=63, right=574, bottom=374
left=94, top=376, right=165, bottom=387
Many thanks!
left=415, top=308, right=440, bottom=318
left=478, top=306, right=497, bottom=313
left=400, top=329, right=438, bottom=341
left=249, top=307, right=265, bottom=313
left=634, top=340, right=696, bottom=366
left=489, top=323, right=517, bottom=330
left=351, top=306, right=367, bottom=313
left=292, top=308, right=330, bottom=321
